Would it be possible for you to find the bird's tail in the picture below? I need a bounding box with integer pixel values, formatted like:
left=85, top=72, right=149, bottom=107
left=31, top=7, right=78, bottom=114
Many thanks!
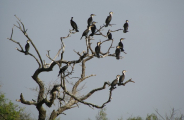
left=87, top=24, right=90, bottom=28
left=25, top=51, right=28, bottom=55
left=105, top=24, right=108, bottom=27
left=76, top=29, right=79, bottom=32
left=123, top=29, right=128, bottom=33
left=80, top=36, right=83, bottom=40
left=116, top=56, right=120, bottom=60
left=96, top=54, right=100, bottom=58
left=89, top=33, right=94, bottom=36
left=120, top=48, right=124, bottom=52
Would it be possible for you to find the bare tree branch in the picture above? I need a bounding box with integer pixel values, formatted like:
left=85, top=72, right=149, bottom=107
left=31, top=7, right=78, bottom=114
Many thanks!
left=14, top=15, right=44, bottom=68
left=10, top=26, right=14, bottom=39
left=44, top=85, right=61, bottom=107
left=111, top=29, right=123, bottom=32
left=81, top=82, right=111, bottom=101
left=7, top=37, right=41, bottom=67
left=100, top=39, right=114, bottom=57
left=16, top=93, right=37, bottom=105
left=62, top=30, right=76, bottom=39
left=64, top=82, right=112, bottom=109
left=155, top=109, right=166, bottom=120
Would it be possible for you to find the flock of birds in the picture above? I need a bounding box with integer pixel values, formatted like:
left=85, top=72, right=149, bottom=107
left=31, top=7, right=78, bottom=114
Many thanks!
left=24, top=11, right=129, bottom=91
left=70, top=12, right=129, bottom=60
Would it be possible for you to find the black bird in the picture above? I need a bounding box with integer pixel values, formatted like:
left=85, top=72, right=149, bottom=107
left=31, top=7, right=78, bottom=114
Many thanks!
left=70, top=17, right=79, bottom=32
left=105, top=11, right=113, bottom=27
left=110, top=75, right=120, bottom=90
left=87, top=14, right=96, bottom=27
left=107, top=29, right=112, bottom=39
left=118, top=38, right=127, bottom=54
left=123, top=20, right=129, bottom=33
left=118, top=38, right=125, bottom=52
left=118, top=70, right=126, bottom=85
left=25, top=40, right=30, bottom=55
left=58, top=63, right=70, bottom=77
left=90, top=21, right=97, bottom=36
left=80, top=26, right=92, bottom=40
left=115, top=46, right=121, bottom=60
left=95, top=42, right=101, bottom=58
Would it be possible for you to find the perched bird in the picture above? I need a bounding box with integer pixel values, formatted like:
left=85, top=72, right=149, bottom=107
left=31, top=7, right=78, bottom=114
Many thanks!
left=115, top=46, right=121, bottom=60
left=70, top=17, right=79, bottom=32
left=107, top=29, right=112, bottom=39
left=90, top=21, right=97, bottom=36
left=110, top=75, right=120, bottom=90
left=80, top=26, right=92, bottom=40
left=58, top=63, right=70, bottom=77
left=118, top=70, right=126, bottom=85
left=105, top=11, right=113, bottom=27
left=87, top=14, right=96, bottom=27
left=95, top=42, right=101, bottom=58
left=25, top=40, right=30, bottom=55
left=118, top=38, right=125, bottom=52
left=123, top=20, right=129, bottom=33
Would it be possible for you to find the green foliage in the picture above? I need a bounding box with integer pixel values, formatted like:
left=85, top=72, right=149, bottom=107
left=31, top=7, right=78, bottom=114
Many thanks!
left=89, top=107, right=184, bottom=120
left=146, top=114, right=158, bottom=120
left=0, top=92, right=33, bottom=120
left=95, top=108, right=108, bottom=120
left=127, top=116, right=143, bottom=120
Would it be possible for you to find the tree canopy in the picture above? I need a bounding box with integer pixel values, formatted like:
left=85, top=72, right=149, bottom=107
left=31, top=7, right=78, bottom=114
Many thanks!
left=0, top=92, right=33, bottom=120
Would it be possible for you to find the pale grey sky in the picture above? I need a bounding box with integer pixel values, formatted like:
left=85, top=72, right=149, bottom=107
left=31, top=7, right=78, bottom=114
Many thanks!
left=0, top=0, right=184, bottom=120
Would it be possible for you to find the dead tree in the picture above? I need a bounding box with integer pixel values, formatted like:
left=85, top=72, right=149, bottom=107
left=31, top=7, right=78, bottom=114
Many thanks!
left=7, top=15, right=135, bottom=120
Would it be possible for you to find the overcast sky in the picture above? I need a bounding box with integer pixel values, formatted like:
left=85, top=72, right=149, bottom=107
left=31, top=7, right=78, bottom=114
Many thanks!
left=0, top=0, right=184, bottom=120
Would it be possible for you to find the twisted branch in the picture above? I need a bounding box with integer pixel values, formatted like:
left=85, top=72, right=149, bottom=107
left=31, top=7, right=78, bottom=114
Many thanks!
left=16, top=93, right=37, bottom=105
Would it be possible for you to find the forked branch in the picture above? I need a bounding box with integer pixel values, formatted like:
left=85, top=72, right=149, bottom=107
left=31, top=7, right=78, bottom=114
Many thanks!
left=14, top=15, right=44, bottom=68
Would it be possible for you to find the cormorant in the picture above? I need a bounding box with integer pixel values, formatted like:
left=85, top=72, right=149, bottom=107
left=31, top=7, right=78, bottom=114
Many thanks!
left=123, top=20, right=129, bottom=33
left=105, top=11, right=113, bottom=27
left=107, top=29, right=112, bottom=39
left=80, top=26, right=92, bottom=40
left=70, top=17, right=79, bottom=32
left=87, top=14, right=96, bottom=27
left=58, top=63, right=70, bottom=77
left=90, top=21, right=97, bottom=36
left=115, top=46, right=121, bottom=60
left=110, top=75, right=120, bottom=90
left=95, top=42, right=101, bottom=58
left=118, top=70, right=126, bottom=85
left=25, top=40, right=30, bottom=55
left=118, top=38, right=125, bottom=52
